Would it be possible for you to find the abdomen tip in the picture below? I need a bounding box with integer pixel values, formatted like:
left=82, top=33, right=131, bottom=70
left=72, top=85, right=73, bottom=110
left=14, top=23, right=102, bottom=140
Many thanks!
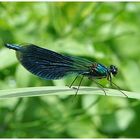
left=5, top=43, right=21, bottom=51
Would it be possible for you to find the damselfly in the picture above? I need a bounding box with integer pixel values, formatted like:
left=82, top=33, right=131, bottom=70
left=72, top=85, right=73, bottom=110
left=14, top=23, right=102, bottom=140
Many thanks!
left=5, top=43, right=128, bottom=97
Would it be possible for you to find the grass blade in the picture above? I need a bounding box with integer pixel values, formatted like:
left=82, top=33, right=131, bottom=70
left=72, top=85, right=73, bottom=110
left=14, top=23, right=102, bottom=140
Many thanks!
left=0, top=86, right=139, bottom=99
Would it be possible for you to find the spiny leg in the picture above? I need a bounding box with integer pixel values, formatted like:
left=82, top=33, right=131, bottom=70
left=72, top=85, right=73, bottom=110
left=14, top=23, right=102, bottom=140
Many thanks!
left=107, top=75, right=128, bottom=98
left=90, top=78, right=107, bottom=96
left=73, top=75, right=84, bottom=97
left=110, top=81, right=128, bottom=98
left=69, top=74, right=80, bottom=88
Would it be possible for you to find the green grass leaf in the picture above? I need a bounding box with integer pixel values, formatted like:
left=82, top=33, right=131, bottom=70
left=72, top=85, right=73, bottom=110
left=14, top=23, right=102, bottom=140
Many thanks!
left=0, top=86, right=139, bottom=99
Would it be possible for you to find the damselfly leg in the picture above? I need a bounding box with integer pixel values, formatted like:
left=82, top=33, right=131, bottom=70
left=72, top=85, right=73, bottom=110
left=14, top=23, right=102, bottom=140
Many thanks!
left=89, top=78, right=107, bottom=96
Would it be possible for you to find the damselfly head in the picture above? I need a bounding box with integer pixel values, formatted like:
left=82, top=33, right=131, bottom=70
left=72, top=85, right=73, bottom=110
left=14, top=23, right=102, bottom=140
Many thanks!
left=109, top=65, right=118, bottom=76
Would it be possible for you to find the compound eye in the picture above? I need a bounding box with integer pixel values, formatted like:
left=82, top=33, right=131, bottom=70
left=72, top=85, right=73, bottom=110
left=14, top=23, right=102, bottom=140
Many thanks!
left=113, top=69, right=117, bottom=75
left=110, top=65, right=118, bottom=76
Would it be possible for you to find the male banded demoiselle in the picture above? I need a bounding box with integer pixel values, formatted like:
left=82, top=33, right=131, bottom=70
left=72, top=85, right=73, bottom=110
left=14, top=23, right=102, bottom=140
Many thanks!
left=5, top=43, right=128, bottom=97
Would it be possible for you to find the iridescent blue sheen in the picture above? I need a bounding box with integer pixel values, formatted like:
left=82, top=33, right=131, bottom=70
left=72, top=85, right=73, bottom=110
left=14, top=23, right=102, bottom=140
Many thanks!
left=5, top=44, right=118, bottom=81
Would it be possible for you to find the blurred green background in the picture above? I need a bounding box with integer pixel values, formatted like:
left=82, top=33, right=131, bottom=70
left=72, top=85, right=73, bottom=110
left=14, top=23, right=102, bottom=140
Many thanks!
left=0, top=2, right=140, bottom=138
